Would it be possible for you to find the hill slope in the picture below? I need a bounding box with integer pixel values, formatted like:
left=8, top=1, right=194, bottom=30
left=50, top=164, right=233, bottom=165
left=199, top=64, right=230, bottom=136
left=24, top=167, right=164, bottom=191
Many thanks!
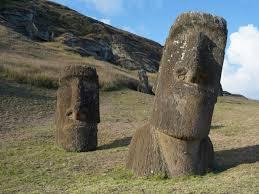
left=0, top=19, right=156, bottom=91
left=0, top=0, right=162, bottom=72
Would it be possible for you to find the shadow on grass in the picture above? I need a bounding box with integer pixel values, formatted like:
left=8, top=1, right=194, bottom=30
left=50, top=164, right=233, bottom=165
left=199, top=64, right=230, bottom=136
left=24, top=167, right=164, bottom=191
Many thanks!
left=211, top=125, right=224, bottom=129
left=0, top=80, right=55, bottom=100
left=215, top=144, right=259, bottom=171
left=98, top=136, right=132, bottom=150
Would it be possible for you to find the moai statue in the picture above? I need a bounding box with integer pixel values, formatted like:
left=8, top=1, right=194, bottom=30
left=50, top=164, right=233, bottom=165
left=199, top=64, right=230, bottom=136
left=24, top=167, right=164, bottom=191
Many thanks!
left=218, top=83, right=223, bottom=96
left=56, top=65, right=100, bottom=152
left=137, top=69, right=153, bottom=94
left=127, top=12, right=227, bottom=177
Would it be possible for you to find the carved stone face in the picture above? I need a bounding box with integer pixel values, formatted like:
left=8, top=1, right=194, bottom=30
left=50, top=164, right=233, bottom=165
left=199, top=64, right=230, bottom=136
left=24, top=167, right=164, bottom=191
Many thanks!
left=56, top=65, right=99, bottom=151
left=151, top=13, right=227, bottom=140
left=65, top=77, right=99, bottom=123
left=57, top=75, right=99, bottom=125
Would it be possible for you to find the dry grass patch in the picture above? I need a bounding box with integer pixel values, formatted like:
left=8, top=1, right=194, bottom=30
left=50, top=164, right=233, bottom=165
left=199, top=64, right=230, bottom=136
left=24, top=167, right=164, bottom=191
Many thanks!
left=0, top=47, right=140, bottom=91
left=0, top=24, right=141, bottom=91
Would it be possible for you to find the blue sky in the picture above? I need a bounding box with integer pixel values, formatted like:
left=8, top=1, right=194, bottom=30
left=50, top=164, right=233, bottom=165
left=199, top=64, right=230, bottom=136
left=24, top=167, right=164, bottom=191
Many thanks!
left=51, top=0, right=259, bottom=99
left=51, top=0, right=259, bottom=45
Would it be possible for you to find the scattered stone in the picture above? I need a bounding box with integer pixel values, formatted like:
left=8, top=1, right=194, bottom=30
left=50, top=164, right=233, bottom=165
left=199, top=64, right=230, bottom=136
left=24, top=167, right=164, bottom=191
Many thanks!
left=37, top=30, right=54, bottom=41
left=25, top=21, right=38, bottom=39
left=127, top=12, right=227, bottom=177
left=55, top=65, right=100, bottom=152
left=1, top=9, right=54, bottom=41
left=222, top=91, right=247, bottom=99
left=61, top=34, right=114, bottom=61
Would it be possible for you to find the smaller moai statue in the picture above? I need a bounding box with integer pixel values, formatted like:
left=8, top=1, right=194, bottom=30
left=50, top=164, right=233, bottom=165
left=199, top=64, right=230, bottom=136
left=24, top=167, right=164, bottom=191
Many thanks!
left=137, top=69, right=153, bottom=95
left=127, top=12, right=228, bottom=177
left=55, top=65, right=100, bottom=152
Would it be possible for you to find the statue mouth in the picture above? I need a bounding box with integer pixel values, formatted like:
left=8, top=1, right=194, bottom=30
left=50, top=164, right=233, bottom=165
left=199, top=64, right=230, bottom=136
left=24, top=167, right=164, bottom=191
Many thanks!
left=64, top=121, right=92, bottom=131
left=182, top=82, right=216, bottom=95
left=67, top=120, right=87, bottom=125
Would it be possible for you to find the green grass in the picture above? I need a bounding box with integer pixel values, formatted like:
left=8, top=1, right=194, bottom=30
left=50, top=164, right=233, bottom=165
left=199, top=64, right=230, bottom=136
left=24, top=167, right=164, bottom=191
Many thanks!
left=1, top=126, right=258, bottom=193
left=1, top=81, right=259, bottom=193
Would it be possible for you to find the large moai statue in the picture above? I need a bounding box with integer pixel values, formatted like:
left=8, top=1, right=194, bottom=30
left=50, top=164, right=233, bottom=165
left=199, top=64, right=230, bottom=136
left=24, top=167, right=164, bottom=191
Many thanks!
left=127, top=12, right=227, bottom=177
left=56, top=65, right=100, bottom=152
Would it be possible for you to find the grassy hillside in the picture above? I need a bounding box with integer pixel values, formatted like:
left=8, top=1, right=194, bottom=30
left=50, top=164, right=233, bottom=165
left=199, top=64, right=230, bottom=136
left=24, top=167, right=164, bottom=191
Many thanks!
left=0, top=24, right=152, bottom=91
left=0, top=80, right=258, bottom=193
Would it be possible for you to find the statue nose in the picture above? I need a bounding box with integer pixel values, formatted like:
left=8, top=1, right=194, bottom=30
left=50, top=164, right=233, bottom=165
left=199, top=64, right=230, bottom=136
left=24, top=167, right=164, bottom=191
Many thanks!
left=66, top=110, right=86, bottom=121
left=185, top=44, right=205, bottom=84
left=66, top=105, right=87, bottom=121
left=72, top=111, right=81, bottom=120
left=73, top=105, right=87, bottom=121
left=186, top=57, right=200, bottom=84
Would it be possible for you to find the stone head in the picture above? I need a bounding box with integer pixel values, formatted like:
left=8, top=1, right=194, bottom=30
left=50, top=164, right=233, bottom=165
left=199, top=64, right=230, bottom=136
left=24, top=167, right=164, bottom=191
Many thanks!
left=56, top=65, right=99, bottom=141
left=55, top=65, right=99, bottom=151
left=151, top=12, right=228, bottom=140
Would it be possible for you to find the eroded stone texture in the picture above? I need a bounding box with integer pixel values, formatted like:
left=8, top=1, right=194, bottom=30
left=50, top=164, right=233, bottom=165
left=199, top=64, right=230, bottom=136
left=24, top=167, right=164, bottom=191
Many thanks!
left=151, top=12, right=228, bottom=140
left=56, top=65, right=99, bottom=152
left=127, top=12, right=227, bottom=177
left=127, top=125, right=214, bottom=177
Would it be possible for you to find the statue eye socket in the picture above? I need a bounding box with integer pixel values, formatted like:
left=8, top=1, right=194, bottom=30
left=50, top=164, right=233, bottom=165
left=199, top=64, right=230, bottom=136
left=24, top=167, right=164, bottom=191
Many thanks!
left=175, top=68, right=187, bottom=80
left=66, top=110, right=73, bottom=117
left=176, top=68, right=187, bottom=75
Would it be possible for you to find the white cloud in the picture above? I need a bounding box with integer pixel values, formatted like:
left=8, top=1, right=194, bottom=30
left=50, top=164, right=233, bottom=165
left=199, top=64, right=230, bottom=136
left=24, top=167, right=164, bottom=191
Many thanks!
left=222, top=25, right=259, bottom=99
left=82, top=0, right=123, bottom=14
left=100, top=18, right=111, bottom=25
left=89, top=15, right=97, bottom=20
left=126, top=0, right=164, bottom=10
left=88, top=15, right=111, bottom=25
left=122, top=26, right=135, bottom=34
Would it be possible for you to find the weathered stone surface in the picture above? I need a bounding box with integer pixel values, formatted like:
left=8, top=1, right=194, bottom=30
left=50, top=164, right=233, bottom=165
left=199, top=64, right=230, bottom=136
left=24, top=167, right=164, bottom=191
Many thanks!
left=0, top=8, right=54, bottom=41
left=0, top=0, right=162, bottom=72
left=56, top=65, right=100, bottom=152
left=127, top=125, right=165, bottom=176
left=137, top=69, right=153, bottom=95
left=25, top=21, right=38, bottom=39
left=151, top=12, right=228, bottom=140
left=62, top=33, right=113, bottom=61
left=153, top=75, right=225, bottom=98
left=127, top=124, right=214, bottom=177
left=37, top=30, right=54, bottom=41
left=127, top=12, right=227, bottom=178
